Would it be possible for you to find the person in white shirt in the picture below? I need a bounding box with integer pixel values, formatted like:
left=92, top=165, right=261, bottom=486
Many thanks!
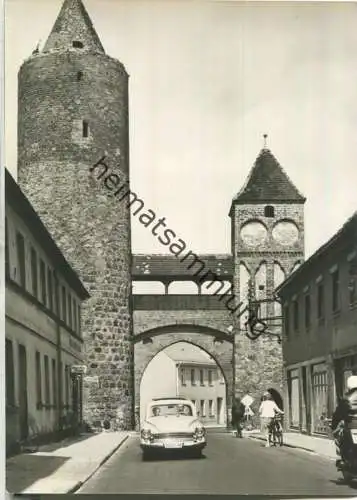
left=259, top=392, right=284, bottom=447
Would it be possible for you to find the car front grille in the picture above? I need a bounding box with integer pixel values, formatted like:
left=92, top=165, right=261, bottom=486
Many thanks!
left=153, top=432, right=193, bottom=439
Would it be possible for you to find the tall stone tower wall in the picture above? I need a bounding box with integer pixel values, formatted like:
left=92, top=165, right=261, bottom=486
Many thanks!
left=230, top=151, right=305, bottom=413
left=17, top=47, right=134, bottom=428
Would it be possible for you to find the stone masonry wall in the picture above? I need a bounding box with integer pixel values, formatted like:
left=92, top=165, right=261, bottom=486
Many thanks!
left=17, top=49, right=134, bottom=430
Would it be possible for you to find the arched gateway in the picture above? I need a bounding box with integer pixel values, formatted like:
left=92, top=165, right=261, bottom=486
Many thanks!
left=134, top=325, right=233, bottom=427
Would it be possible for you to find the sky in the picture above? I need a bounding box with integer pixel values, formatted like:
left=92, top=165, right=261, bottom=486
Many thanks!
left=4, top=0, right=357, bottom=259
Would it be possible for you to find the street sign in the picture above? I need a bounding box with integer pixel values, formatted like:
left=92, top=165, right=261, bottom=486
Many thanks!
left=241, top=395, right=254, bottom=408
left=71, top=364, right=87, bottom=375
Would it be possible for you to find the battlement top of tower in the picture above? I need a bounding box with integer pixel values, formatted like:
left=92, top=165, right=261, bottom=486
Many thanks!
left=41, top=0, right=105, bottom=55
left=230, top=146, right=306, bottom=209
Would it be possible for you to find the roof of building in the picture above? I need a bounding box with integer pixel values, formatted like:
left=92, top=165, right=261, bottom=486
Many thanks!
left=42, top=0, right=105, bottom=54
left=230, top=148, right=306, bottom=209
left=276, top=211, right=357, bottom=296
left=164, top=343, right=216, bottom=366
left=5, top=169, right=90, bottom=300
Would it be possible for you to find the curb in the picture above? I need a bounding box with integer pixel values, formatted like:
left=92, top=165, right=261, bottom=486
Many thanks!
left=248, top=434, right=336, bottom=460
left=67, top=434, right=130, bottom=494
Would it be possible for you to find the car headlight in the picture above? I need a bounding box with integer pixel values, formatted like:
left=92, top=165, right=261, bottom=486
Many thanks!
left=141, top=429, right=153, bottom=440
left=193, top=427, right=205, bottom=440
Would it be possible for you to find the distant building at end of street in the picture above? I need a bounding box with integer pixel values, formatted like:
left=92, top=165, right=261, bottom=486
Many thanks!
left=5, top=169, right=90, bottom=455
left=277, top=211, right=357, bottom=435
left=140, top=343, right=226, bottom=426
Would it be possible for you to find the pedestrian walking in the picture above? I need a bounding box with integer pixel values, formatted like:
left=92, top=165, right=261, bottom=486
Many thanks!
left=259, top=391, right=284, bottom=447
left=231, top=397, right=245, bottom=438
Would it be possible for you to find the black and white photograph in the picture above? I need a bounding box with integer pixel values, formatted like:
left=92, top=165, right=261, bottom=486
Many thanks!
left=3, top=0, right=357, bottom=496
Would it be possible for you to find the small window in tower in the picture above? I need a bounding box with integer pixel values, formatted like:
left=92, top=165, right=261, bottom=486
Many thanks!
left=77, top=71, right=83, bottom=81
left=264, top=205, right=275, bottom=218
left=73, top=41, right=84, bottom=49
left=82, top=120, right=89, bottom=138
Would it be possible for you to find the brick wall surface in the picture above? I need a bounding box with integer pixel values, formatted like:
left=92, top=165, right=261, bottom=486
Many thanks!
left=17, top=49, right=134, bottom=430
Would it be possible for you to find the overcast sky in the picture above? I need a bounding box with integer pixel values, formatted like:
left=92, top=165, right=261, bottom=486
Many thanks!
left=5, top=0, right=357, bottom=259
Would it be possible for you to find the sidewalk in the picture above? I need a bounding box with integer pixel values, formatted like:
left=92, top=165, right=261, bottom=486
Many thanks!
left=6, top=431, right=130, bottom=494
left=247, top=430, right=336, bottom=460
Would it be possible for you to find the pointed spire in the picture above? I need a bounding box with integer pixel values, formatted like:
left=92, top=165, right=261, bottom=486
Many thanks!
left=43, top=0, right=105, bottom=54
left=231, top=142, right=306, bottom=205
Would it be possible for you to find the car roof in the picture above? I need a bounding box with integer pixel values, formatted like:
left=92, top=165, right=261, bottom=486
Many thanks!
left=148, top=398, right=193, bottom=406
left=151, top=397, right=190, bottom=401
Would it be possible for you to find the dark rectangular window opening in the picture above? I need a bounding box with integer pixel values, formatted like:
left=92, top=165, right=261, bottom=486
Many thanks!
left=47, top=268, right=53, bottom=311
left=73, top=298, right=77, bottom=332
left=82, top=120, right=89, bottom=138
left=293, top=299, right=299, bottom=332
left=68, top=293, right=73, bottom=329
left=284, top=304, right=290, bottom=338
left=332, top=270, right=340, bottom=313
left=191, top=369, right=196, bottom=386
left=31, top=248, right=38, bottom=298
left=52, top=359, right=57, bottom=408
left=77, top=71, right=83, bottom=81
left=40, top=259, right=47, bottom=306
left=208, top=370, right=213, bottom=385
left=44, top=356, right=50, bottom=405
left=349, top=258, right=357, bottom=306
left=73, top=41, right=84, bottom=48
left=5, top=217, right=10, bottom=277
left=305, top=293, right=311, bottom=330
left=35, top=351, right=42, bottom=406
left=77, top=305, right=81, bottom=334
left=16, top=231, right=26, bottom=288
left=6, top=339, right=15, bottom=406
left=200, top=369, right=204, bottom=386
left=62, top=286, right=67, bottom=324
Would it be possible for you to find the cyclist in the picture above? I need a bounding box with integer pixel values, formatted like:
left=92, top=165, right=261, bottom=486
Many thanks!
left=259, top=391, right=284, bottom=447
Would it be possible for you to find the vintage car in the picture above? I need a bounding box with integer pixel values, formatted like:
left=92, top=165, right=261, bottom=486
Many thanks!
left=140, top=397, right=206, bottom=459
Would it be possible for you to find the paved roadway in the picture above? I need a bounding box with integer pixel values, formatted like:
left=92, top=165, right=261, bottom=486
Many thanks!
left=78, top=429, right=357, bottom=496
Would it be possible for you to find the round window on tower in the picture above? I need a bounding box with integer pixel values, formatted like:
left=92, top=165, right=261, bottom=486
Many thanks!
left=272, top=220, right=299, bottom=246
left=240, top=221, right=268, bottom=248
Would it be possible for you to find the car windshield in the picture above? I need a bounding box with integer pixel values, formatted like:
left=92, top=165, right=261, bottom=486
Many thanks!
left=150, top=403, right=193, bottom=417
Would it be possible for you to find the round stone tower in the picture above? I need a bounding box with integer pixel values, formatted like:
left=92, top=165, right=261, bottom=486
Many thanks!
left=17, top=0, right=134, bottom=429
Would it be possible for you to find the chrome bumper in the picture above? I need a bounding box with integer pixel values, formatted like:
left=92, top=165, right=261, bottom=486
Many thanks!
left=140, top=437, right=206, bottom=450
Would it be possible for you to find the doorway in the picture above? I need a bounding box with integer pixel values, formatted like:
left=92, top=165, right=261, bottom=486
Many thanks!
left=18, top=344, right=28, bottom=440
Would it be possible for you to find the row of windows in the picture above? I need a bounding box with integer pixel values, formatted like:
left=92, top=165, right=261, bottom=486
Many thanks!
left=5, top=218, right=81, bottom=336
left=5, top=338, right=74, bottom=410
left=284, top=258, right=357, bottom=337
left=191, top=399, right=216, bottom=418
left=180, top=367, right=216, bottom=387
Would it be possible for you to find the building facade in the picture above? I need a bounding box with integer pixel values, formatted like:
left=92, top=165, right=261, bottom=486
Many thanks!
left=139, top=343, right=226, bottom=426
left=16, top=0, right=134, bottom=430
left=277, top=212, right=357, bottom=435
left=5, top=169, right=90, bottom=454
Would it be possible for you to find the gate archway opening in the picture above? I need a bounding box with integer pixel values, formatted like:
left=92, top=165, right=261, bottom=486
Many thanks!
left=138, top=341, right=228, bottom=429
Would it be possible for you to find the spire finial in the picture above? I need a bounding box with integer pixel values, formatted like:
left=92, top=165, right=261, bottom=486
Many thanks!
left=263, top=134, right=268, bottom=149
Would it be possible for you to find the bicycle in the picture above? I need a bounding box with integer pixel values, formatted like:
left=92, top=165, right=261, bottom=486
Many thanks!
left=269, top=414, right=283, bottom=447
